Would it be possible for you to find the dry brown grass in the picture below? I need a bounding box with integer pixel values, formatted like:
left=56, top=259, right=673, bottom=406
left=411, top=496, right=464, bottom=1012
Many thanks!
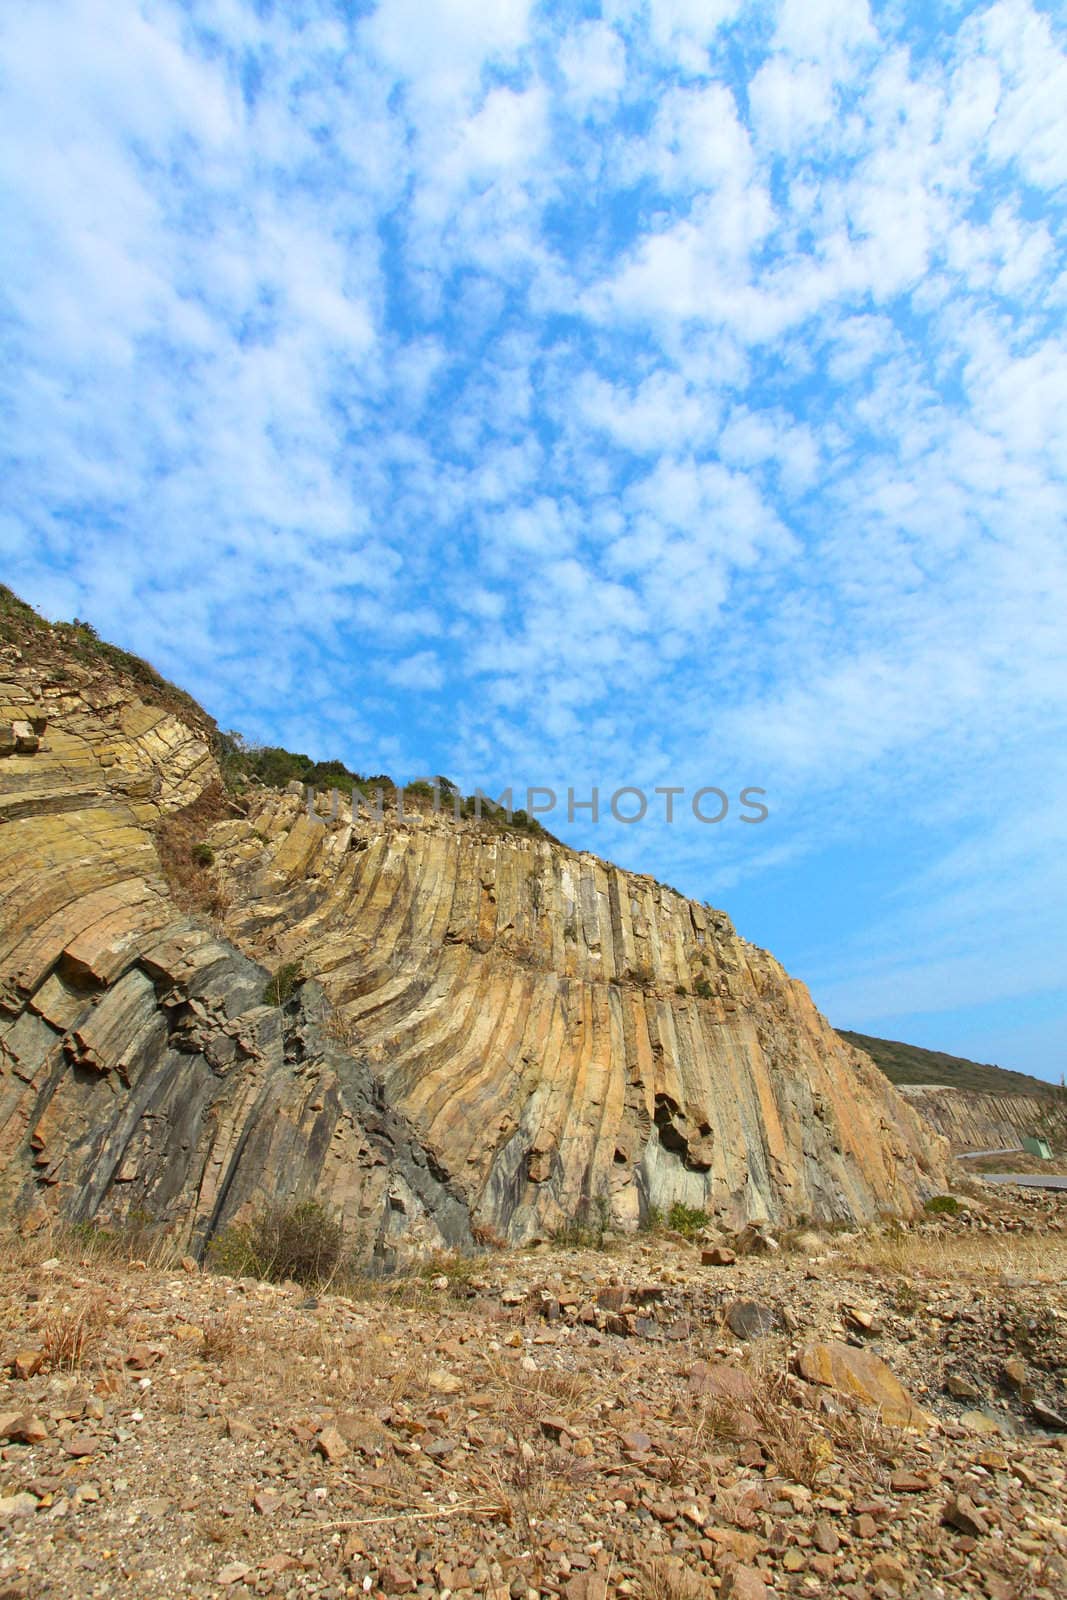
left=155, top=783, right=234, bottom=916
left=840, top=1227, right=1066, bottom=1283
left=199, top=1309, right=243, bottom=1364
left=36, top=1291, right=112, bottom=1372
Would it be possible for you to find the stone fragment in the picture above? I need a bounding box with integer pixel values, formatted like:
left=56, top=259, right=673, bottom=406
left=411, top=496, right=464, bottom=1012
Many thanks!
left=702, top=1247, right=736, bottom=1266
left=725, top=1300, right=776, bottom=1341
left=12, top=1350, right=44, bottom=1381
left=427, top=1369, right=463, bottom=1395
left=0, top=1492, right=38, bottom=1520
left=943, top=1494, right=989, bottom=1538
left=719, top=1566, right=769, bottom=1600
left=316, top=1425, right=349, bottom=1462
left=889, top=1471, right=928, bottom=1493
left=947, top=1374, right=982, bottom=1400
left=813, top=1518, right=840, bottom=1554
left=63, top=1435, right=100, bottom=1458
left=795, top=1341, right=925, bottom=1428
left=960, top=1410, right=1005, bottom=1436
left=0, top=1414, right=48, bottom=1445
left=218, top=1562, right=252, bottom=1586
left=380, top=1564, right=415, bottom=1593
left=868, top=1554, right=909, bottom=1590
left=1002, top=1357, right=1027, bottom=1390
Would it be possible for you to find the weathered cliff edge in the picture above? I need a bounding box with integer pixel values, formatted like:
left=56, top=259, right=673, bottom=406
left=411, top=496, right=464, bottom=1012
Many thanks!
left=0, top=620, right=948, bottom=1262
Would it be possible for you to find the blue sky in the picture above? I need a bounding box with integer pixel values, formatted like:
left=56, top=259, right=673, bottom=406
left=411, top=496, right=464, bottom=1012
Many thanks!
left=2, top=0, right=1066, bottom=1080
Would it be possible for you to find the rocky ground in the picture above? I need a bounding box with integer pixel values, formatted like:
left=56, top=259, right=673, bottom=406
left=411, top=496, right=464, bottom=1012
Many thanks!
left=1, top=1190, right=1065, bottom=1600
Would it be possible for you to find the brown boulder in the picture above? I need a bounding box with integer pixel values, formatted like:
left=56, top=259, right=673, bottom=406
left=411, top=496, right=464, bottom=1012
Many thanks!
left=795, top=1341, right=926, bottom=1428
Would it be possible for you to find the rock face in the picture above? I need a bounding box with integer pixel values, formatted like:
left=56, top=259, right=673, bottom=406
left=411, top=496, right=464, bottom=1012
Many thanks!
left=0, top=617, right=947, bottom=1260
left=897, top=1084, right=1067, bottom=1156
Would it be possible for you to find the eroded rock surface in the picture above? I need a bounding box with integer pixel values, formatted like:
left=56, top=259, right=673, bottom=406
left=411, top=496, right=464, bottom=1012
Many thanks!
left=1, top=620, right=948, bottom=1257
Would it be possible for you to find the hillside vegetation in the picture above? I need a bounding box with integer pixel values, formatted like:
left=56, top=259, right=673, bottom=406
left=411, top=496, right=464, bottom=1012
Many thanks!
left=840, top=1029, right=1058, bottom=1098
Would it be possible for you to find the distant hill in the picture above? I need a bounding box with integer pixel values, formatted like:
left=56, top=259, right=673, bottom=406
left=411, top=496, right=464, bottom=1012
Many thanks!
left=838, top=1030, right=1059, bottom=1098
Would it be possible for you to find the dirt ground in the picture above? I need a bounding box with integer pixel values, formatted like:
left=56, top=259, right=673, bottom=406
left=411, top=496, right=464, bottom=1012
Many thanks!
left=1, top=1189, right=1064, bottom=1600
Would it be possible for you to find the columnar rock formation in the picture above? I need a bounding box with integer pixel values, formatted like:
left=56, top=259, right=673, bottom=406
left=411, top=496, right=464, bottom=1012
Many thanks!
left=0, top=612, right=948, bottom=1261
left=898, top=1084, right=1067, bottom=1156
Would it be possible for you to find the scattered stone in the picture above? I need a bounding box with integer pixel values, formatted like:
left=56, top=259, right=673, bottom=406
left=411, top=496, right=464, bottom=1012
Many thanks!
left=427, top=1369, right=463, bottom=1395
left=725, top=1299, right=776, bottom=1341
left=1002, top=1357, right=1027, bottom=1389
left=868, top=1554, right=909, bottom=1591
left=943, top=1493, right=990, bottom=1538
left=719, top=1566, right=769, bottom=1600
left=380, top=1563, right=416, bottom=1593
left=217, top=1561, right=252, bottom=1586
left=1030, top=1399, right=1067, bottom=1430
left=63, top=1435, right=100, bottom=1458
left=946, top=1373, right=982, bottom=1400
left=889, top=1470, right=928, bottom=1493
left=0, top=1413, right=48, bottom=1445
left=316, top=1425, right=349, bottom=1462
left=0, top=1492, right=38, bottom=1521
left=960, top=1409, right=1005, bottom=1436
left=12, top=1350, right=43, bottom=1381
left=813, top=1517, right=840, bottom=1554
left=702, top=1246, right=736, bottom=1266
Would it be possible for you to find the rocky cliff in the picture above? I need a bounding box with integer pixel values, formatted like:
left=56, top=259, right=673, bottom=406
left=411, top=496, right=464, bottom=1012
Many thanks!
left=0, top=603, right=948, bottom=1262
left=898, top=1084, right=1067, bottom=1156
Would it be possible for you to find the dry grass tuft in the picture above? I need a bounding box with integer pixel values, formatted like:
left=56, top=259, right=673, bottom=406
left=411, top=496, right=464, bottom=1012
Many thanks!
left=841, top=1227, right=1065, bottom=1283
left=37, top=1292, right=112, bottom=1372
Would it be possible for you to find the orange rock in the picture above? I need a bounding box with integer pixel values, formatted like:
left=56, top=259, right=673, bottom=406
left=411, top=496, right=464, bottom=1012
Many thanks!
left=795, top=1341, right=927, bottom=1428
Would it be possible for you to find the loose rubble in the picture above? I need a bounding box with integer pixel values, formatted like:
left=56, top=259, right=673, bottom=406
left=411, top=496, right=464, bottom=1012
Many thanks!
left=0, top=1191, right=1064, bottom=1599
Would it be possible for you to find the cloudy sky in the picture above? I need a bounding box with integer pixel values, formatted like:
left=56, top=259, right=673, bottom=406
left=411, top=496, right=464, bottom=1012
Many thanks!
left=2, top=0, right=1065, bottom=1080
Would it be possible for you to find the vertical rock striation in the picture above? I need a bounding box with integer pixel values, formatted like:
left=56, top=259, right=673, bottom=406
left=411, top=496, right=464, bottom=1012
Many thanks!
left=0, top=615, right=948, bottom=1259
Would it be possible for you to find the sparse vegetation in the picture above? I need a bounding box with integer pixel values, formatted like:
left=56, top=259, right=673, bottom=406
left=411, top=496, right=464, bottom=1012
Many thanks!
left=924, top=1194, right=962, bottom=1215
left=154, top=784, right=233, bottom=917
left=693, top=977, right=713, bottom=999
left=262, top=960, right=303, bottom=1006
left=37, top=1291, right=112, bottom=1372
left=840, top=1027, right=1059, bottom=1097
left=666, top=1201, right=709, bottom=1238
left=207, top=1199, right=346, bottom=1287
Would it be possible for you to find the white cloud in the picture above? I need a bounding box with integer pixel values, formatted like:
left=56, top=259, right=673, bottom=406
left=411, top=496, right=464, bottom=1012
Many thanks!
left=3, top=0, right=1067, bottom=1077
left=772, top=0, right=876, bottom=69
left=362, top=0, right=532, bottom=105
left=558, top=22, right=627, bottom=113
left=748, top=58, right=834, bottom=153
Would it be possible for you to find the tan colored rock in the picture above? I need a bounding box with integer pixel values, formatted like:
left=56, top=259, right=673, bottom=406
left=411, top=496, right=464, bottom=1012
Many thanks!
left=0, top=607, right=949, bottom=1259
left=315, top=1425, right=349, bottom=1462
left=795, top=1341, right=926, bottom=1428
left=719, top=1567, right=769, bottom=1600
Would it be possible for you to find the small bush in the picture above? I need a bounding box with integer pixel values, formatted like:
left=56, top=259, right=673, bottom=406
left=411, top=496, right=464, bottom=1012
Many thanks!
left=924, top=1194, right=961, bottom=1216
left=263, top=960, right=303, bottom=1006
left=694, top=977, right=714, bottom=999
left=667, top=1202, right=709, bottom=1238
left=191, top=841, right=215, bottom=868
left=208, top=1200, right=345, bottom=1286
left=674, top=984, right=688, bottom=996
